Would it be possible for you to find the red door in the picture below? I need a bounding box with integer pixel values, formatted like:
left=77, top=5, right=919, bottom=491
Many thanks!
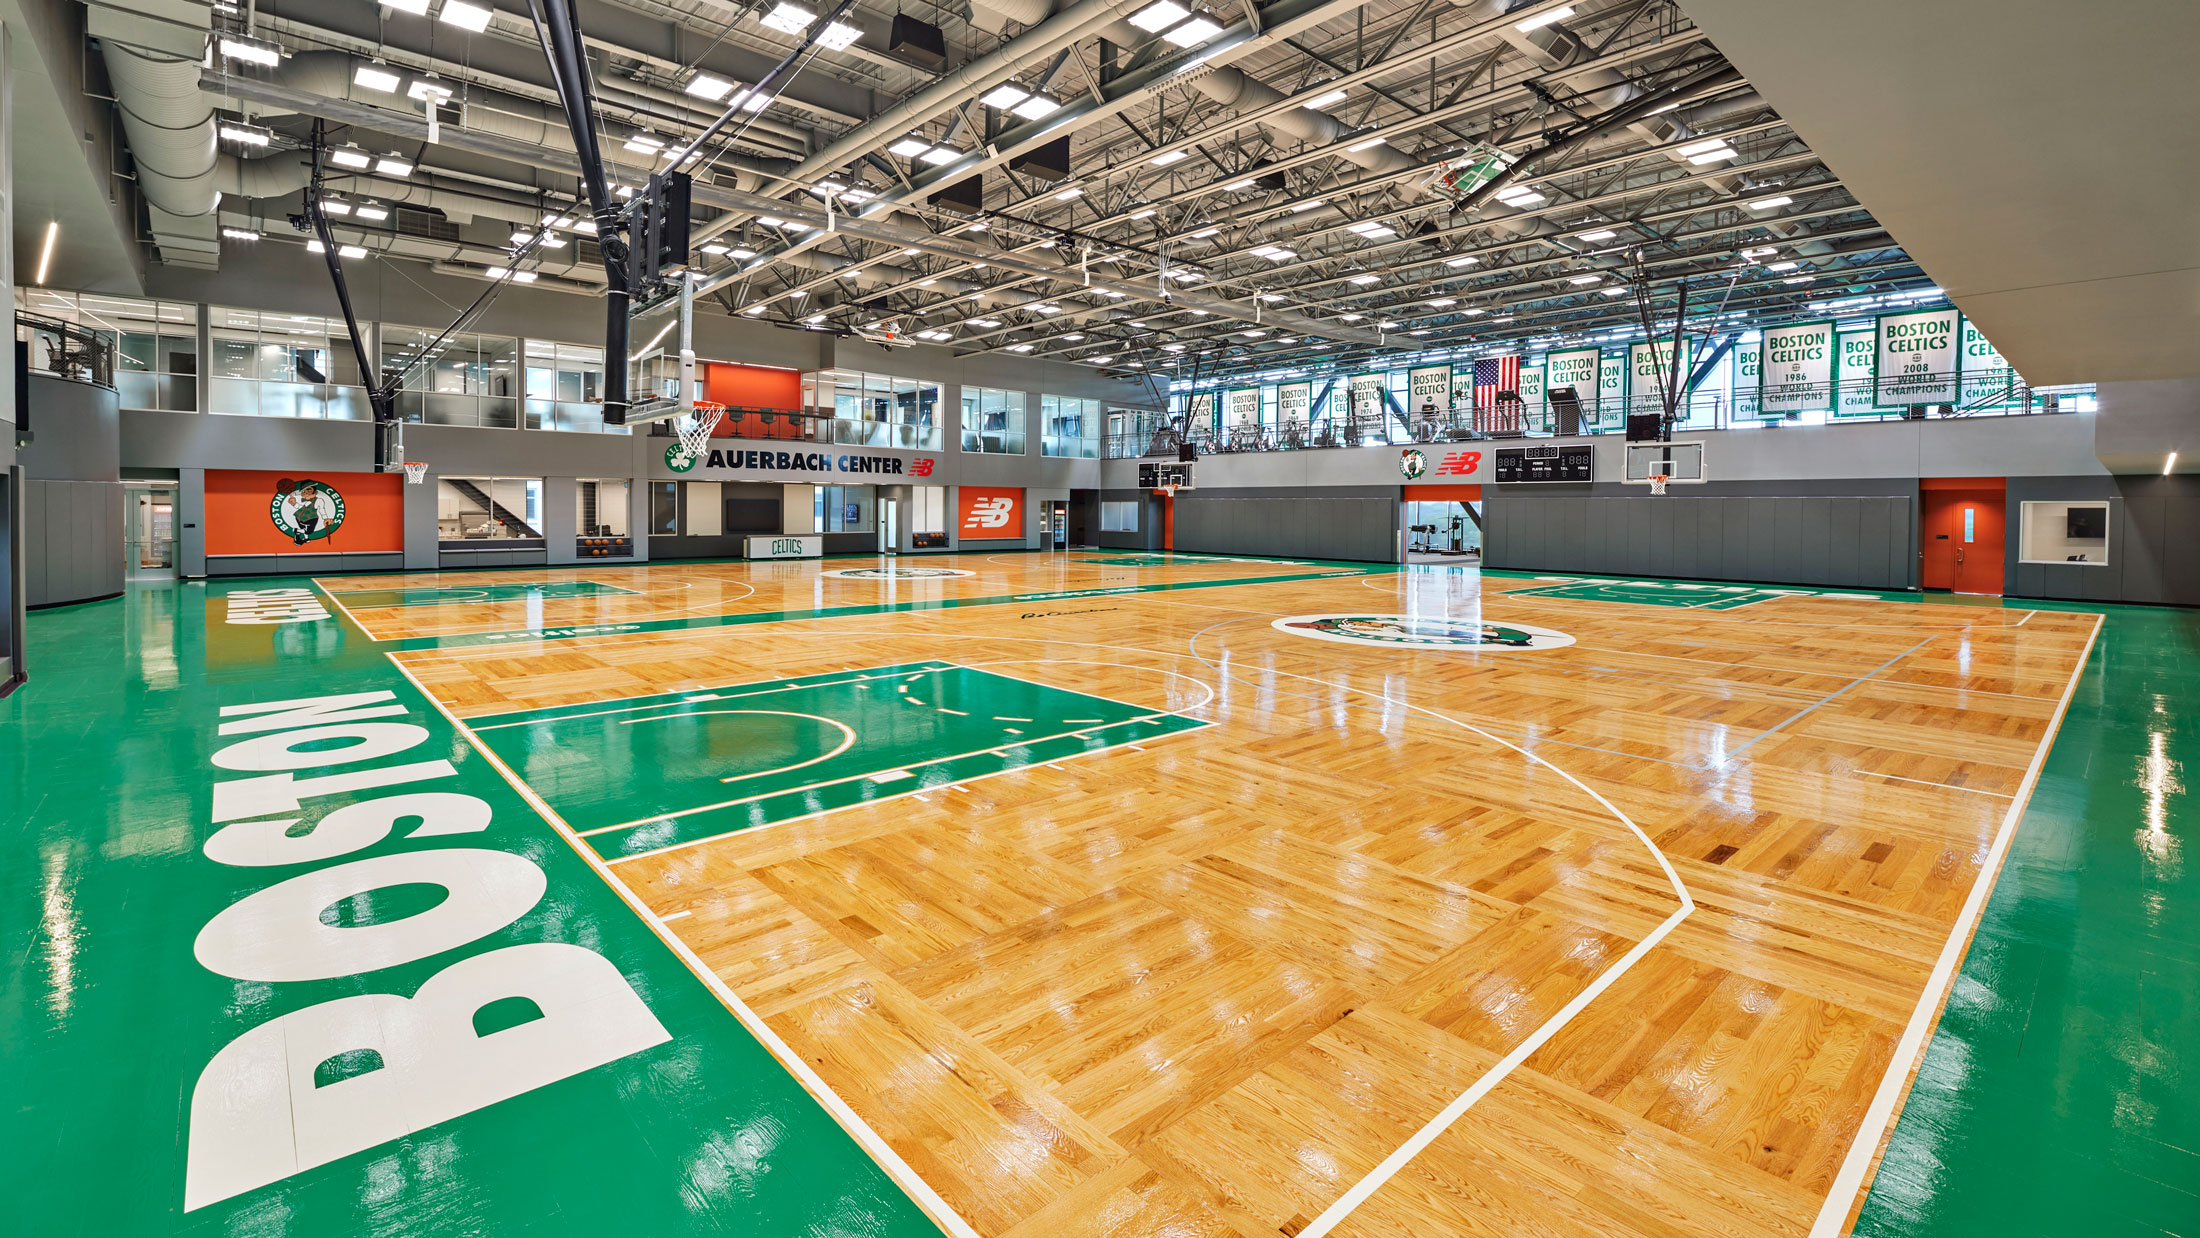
left=1921, top=483, right=2006, bottom=595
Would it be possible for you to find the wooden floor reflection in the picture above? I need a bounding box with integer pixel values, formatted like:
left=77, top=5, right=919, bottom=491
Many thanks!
left=385, top=554, right=2099, bottom=1237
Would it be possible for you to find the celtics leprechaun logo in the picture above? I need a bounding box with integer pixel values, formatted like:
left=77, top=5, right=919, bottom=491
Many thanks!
left=1400, top=448, right=1428, bottom=479
left=822, top=566, right=975, bottom=579
left=1271, top=612, right=1575, bottom=650
left=270, top=477, right=346, bottom=546
left=665, top=442, right=700, bottom=473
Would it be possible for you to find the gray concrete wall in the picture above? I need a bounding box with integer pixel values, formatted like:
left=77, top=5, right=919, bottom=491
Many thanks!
left=2093, top=380, right=2200, bottom=474
left=2007, top=473, right=2200, bottom=605
left=20, top=376, right=123, bottom=605
left=1485, top=491, right=1918, bottom=590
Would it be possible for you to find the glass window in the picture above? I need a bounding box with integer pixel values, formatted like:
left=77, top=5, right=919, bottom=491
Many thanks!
left=579, top=479, right=630, bottom=538
left=802, top=368, right=941, bottom=449
left=383, top=325, right=521, bottom=429
left=1100, top=500, right=1138, bottom=532
left=812, top=485, right=872, bottom=533
left=649, top=481, right=678, bottom=535
left=23, top=291, right=199, bottom=411
left=961, top=386, right=1026, bottom=454
left=524, top=339, right=620, bottom=433
left=208, top=307, right=369, bottom=420
left=1041, top=394, right=1100, bottom=457
left=436, top=477, right=543, bottom=541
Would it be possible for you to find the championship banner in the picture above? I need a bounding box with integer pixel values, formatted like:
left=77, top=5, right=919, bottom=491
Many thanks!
left=1516, top=364, right=1546, bottom=428
left=1545, top=348, right=1600, bottom=412
left=1731, top=344, right=1761, bottom=419
left=1835, top=329, right=1883, bottom=418
left=1449, top=368, right=1474, bottom=408
left=956, top=486, right=1023, bottom=537
left=1348, top=372, right=1388, bottom=420
left=1276, top=381, right=1311, bottom=423
left=1186, top=390, right=1219, bottom=428
left=1596, top=353, right=1626, bottom=427
left=1959, top=315, right=2021, bottom=408
left=1627, top=339, right=1691, bottom=415
left=1876, top=307, right=1960, bottom=405
left=1758, top=320, right=1835, bottom=415
left=1407, top=365, right=1451, bottom=411
left=1225, top=386, right=1261, bottom=425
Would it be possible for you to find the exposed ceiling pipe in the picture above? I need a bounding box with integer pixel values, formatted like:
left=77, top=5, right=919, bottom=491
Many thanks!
left=1189, top=66, right=1420, bottom=178
left=965, top=0, right=1065, bottom=35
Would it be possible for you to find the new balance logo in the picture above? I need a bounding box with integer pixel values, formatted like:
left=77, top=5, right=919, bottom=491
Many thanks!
left=967, top=497, right=1015, bottom=529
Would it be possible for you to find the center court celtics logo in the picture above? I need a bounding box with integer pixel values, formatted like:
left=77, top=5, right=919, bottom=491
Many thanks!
left=665, top=442, right=700, bottom=473
left=821, top=566, right=975, bottom=579
left=269, top=478, right=345, bottom=546
left=1400, top=448, right=1428, bottom=479
left=1272, top=612, right=1575, bottom=651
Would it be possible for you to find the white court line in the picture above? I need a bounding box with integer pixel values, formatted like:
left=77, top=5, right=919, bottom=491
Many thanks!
left=470, top=665, right=949, bottom=730
left=1858, top=770, right=2016, bottom=798
left=380, top=654, right=985, bottom=1238
left=658, top=909, right=693, bottom=923
left=1807, top=610, right=2103, bottom=1237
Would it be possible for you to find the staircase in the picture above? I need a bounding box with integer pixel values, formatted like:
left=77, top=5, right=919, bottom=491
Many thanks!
left=447, top=479, right=541, bottom=538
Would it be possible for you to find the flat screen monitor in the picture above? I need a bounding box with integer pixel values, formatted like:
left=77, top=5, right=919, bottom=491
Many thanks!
left=2066, top=506, right=2106, bottom=539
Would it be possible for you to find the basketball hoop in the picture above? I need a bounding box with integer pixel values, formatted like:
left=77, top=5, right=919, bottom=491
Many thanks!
left=1155, top=484, right=1180, bottom=499
left=675, top=402, right=725, bottom=464
left=401, top=461, right=429, bottom=485
left=1648, top=473, right=1670, bottom=495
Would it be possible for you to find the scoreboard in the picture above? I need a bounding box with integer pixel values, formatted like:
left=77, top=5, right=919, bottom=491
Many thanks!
left=1138, top=461, right=1195, bottom=489
left=1493, top=445, right=1593, bottom=483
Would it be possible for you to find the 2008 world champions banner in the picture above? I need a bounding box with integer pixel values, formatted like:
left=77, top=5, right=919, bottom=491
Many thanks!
left=1876, top=307, right=1960, bottom=404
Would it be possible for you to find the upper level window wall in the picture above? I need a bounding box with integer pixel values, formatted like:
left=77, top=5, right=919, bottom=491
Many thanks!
left=382, top=325, right=520, bottom=429
left=803, top=369, right=942, bottom=450
left=20, top=289, right=197, bottom=411
left=1040, top=394, right=1100, bottom=458
left=961, top=385, right=1026, bottom=454
left=209, top=307, right=371, bottom=420
left=524, top=339, right=623, bottom=433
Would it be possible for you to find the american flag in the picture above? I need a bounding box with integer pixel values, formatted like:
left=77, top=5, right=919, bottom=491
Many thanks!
left=1473, top=355, right=1522, bottom=408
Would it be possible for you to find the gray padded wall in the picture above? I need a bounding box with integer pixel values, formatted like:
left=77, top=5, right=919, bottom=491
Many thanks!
left=1172, top=492, right=1397, bottom=562
left=23, top=479, right=124, bottom=606
left=2007, top=473, right=2200, bottom=605
left=1486, top=492, right=1916, bottom=590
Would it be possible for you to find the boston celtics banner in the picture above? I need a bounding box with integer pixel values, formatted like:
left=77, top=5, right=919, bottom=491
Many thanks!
left=1276, top=380, right=1311, bottom=424
left=1731, top=344, right=1761, bottom=419
left=1186, top=390, right=1218, bottom=429
left=1876, top=307, right=1960, bottom=404
left=1958, top=316, right=2021, bottom=408
left=1596, top=353, right=1626, bottom=428
left=1835, top=329, right=1883, bottom=418
left=1758, top=320, right=1835, bottom=415
left=1517, top=364, right=1546, bottom=428
left=1546, top=348, right=1600, bottom=408
left=1627, top=339, right=1691, bottom=415
left=1225, top=386, right=1261, bottom=426
left=1407, top=365, right=1451, bottom=411
left=1348, top=372, right=1388, bottom=420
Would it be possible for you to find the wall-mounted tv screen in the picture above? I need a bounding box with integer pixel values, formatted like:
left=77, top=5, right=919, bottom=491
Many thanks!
left=2066, top=506, right=2107, bottom=538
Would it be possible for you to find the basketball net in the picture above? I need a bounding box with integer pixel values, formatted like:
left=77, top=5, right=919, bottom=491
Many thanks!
left=1156, top=484, right=1180, bottom=499
left=675, top=403, right=725, bottom=463
left=401, top=461, right=429, bottom=485
left=1649, top=473, right=1670, bottom=495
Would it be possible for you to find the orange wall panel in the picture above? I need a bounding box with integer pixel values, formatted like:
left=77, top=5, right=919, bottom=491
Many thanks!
left=205, top=469, right=406, bottom=555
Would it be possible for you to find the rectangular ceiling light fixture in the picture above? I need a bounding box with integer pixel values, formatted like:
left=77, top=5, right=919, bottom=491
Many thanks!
left=819, top=20, right=863, bottom=49
left=761, top=2, right=816, bottom=34
left=1574, top=228, right=1616, bottom=242
left=1011, top=93, right=1061, bottom=120
left=374, top=156, right=414, bottom=177
left=1349, top=274, right=1380, bottom=284
left=623, top=133, right=665, bottom=154
left=687, top=73, right=737, bottom=101
left=1347, top=136, right=1386, bottom=152
left=1129, top=0, right=1189, bottom=32
left=1301, top=88, right=1347, bottom=109
left=920, top=145, right=962, bottom=165
left=219, top=123, right=272, bottom=147
left=439, top=0, right=493, bottom=32
left=1189, top=226, right=1220, bottom=238
left=1151, top=149, right=1188, bottom=166
left=981, top=82, right=1030, bottom=109
left=353, top=63, right=403, bottom=92
left=1568, top=274, right=1601, bottom=284
left=1747, top=195, right=1792, bottom=210
left=1444, top=255, right=1479, bottom=267
left=321, top=198, right=352, bottom=215
left=1426, top=298, right=1455, bottom=307
left=408, top=77, right=452, bottom=102
left=1514, top=5, right=1573, bottom=32
left=221, top=227, right=260, bottom=241
left=1163, top=13, right=1224, bottom=46
left=1054, top=186, right=1083, bottom=199
left=329, top=146, right=373, bottom=169
left=887, top=135, right=931, bottom=157
left=379, top=0, right=430, bottom=12
left=354, top=202, right=391, bottom=221
left=218, top=37, right=281, bottom=66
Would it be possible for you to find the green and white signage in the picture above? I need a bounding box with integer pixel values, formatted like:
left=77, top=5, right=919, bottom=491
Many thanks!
left=1959, top=316, right=2021, bottom=408
left=1225, top=386, right=1261, bottom=425
left=1546, top=348, right=1601, bottom=410
left=1627, top=339, right=1692, bottom=414
left=1835, top=329, right=1884, bottom=418
left=1186, top=390, right=1219, bottom=426
left=1276, top=380, right=1311, bottom=423
left=1407, top=365, right=1452, bottom=411
left=1348, top=372, right=1388, bottom=419
left=1596, top=352, right=1627, bottom=427
left=1758, top=320, right=1835, bottom=416
left=1731, top=343, right=1761, bottom=419
left=1876, top=307, right=1960, bottom=405
left=1517, top=363, right=1545, bottom=424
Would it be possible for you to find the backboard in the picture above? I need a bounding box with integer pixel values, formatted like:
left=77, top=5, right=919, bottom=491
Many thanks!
left=1621, top=440, right=1707, bottom=484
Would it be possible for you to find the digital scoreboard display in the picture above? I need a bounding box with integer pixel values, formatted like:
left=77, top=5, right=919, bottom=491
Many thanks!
left=1494, top=445, right=1594, bottom=483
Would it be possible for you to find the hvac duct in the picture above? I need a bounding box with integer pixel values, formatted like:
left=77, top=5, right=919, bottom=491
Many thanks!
left=1190, top=67, right=1420, bottom=179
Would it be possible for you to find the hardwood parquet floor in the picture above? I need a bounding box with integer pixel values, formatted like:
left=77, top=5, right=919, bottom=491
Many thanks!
left=381, top=554, right=2099, bottom=1237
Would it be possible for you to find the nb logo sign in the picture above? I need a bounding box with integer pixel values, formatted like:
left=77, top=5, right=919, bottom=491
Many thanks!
left=968, top=497, right=1015, bottom=529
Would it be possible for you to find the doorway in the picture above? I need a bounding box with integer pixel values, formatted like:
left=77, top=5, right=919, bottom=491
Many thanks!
left=124, top=485, right=178, bottom=580
left=1401, top=484, right=1483, bottom=566
left=878, top=495, right=899, bottom=555
left=1921, top=479, right=2005, bottom=595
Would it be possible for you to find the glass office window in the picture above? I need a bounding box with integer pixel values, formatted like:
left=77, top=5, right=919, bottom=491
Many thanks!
left=579, top=479, right=629, bottom=536
left=803, top=368, right=941, bottom=449
left=21, top=291, right=198, bottom=411
left=524, top=339, right=621, bottom=432
left=208, top=307, right=370, bottom=420
left=436, top=477, right=543, bottom=541
left=383, top=325, right=520, bottom=428
left=1041, top=394, right=1100, bottom=457
left=961, top=386, right=1026, bottom=454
